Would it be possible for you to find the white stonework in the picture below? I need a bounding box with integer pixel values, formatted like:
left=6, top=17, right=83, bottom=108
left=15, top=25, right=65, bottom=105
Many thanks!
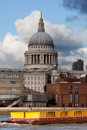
left=24, top=12, right=58, bottom=70
left=24, top=12, right=58, bottom=93
left=24, top=72, right=48, bottom=93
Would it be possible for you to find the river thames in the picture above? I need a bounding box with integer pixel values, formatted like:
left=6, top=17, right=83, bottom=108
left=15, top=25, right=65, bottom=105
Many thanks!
left=0, top=115, right=87, bottom=130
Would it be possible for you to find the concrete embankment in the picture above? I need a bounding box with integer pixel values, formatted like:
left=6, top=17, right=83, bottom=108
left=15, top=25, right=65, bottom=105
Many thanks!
left=1, top=107, right=87, bottom=115
left=0, top=107, right=87, bottom=115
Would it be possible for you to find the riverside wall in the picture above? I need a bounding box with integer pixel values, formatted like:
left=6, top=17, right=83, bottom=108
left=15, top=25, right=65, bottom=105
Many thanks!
left=0, top=107, right=87, bottom=113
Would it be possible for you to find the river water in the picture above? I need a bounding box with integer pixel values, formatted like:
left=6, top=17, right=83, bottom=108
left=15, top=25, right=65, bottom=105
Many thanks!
left=0, top=115, right=87, bottom=130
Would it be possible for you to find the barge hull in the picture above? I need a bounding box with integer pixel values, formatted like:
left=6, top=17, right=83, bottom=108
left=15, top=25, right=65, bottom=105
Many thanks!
left=9, top=117, right=87, bottom=125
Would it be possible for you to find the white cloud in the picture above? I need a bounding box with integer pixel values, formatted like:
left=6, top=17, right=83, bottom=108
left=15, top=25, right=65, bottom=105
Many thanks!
left=0, top=11, right=86, bottom=69
left=15, top=11, right=83, bottom=51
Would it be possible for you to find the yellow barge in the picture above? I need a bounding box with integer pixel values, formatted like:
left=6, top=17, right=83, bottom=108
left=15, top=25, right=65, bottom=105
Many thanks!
left=7, top=110, right=87, bottom=125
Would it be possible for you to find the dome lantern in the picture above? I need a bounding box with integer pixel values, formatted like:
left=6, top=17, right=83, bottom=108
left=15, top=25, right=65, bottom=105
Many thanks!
left=38, top=12, right=45, bottom=32
left=29, top=12, right=54, bottom=47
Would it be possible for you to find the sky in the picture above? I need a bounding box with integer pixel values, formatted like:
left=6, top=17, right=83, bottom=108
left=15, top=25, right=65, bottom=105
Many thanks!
left=0, top=0, right=87, bottom=70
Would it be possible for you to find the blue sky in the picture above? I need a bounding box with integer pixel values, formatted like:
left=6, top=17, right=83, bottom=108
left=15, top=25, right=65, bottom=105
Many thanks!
left=0, top=0, right=82, bottom=41
left=0, top=0, right=87, bottom=69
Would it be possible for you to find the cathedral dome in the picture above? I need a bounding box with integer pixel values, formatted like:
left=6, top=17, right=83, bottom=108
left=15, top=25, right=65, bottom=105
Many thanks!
left=28, top=12, right=54, bottom=47
left=25, top=12, right=58, bottom=71
left=29, top=32, right=54, bottom=46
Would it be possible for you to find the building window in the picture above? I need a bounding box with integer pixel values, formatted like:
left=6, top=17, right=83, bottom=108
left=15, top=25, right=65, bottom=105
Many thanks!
left=56, top=86, right=58, bottom=92
left=75, top=86, right=79, bottom=93
left=69, top=86, right=72, bottom=93
left=11, top=81, right=16, bottom=84
left=75, top=94, right=79, bottom=103
left=69, top=94, right=73, bottom=103
left=69, top=103, right=72, bottom=107
left=31, top=82, right=33, bottom=85
left=48, top=87, right=50, bottom=92
left=55, top=94, right=59, bottom=102
left=52, top=86, right=54, bottom=92
left=82, top=104, right=84, bottom=107
left=38, top=82, right=40, bottom=85
left=62, top=104, right=65, bottom=107
left=11, top=88, right=16, bottom=91
left=38, top=76, right=40, bottom=80
left=75, top=103, right=78, bottom=107
left=34, top=82, right=36, bottom=85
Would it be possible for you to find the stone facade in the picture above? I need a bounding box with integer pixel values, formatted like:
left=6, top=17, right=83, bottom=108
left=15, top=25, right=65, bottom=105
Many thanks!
left=0, top=68, right=24, bottom=107
left=24, top=12, right=58, bottom=93
left=24, top=71, right=48, bottom=93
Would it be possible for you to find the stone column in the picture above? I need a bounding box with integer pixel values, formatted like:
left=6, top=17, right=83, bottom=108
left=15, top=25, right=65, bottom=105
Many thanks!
left=36, top=55, right=38, bottom=64
left=25, top=56, right=27, bottom=64
left=33, top=55, right=35, bottom=64
left=53, top=55, right=55, bottom=64
left=50, top=55, right=52, bottom=64
left=49, top=55, right=50, bottom=64
left=29, top=55, right=31, bottom=64
left=44, top=55, right=46, bottom=64
left=51, top=55, right=53, bottom=64
left=46, top=55, right=47, bottom=64
left=40, top=55, right=44, bottom=64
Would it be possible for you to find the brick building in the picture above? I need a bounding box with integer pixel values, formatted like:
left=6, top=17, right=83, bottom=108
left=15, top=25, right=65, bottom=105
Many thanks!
left=46, top=76, right=87, bottom=107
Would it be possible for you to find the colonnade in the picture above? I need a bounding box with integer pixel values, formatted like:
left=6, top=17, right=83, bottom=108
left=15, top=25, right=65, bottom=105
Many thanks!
left=25, top=54, right=57, bottom=65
